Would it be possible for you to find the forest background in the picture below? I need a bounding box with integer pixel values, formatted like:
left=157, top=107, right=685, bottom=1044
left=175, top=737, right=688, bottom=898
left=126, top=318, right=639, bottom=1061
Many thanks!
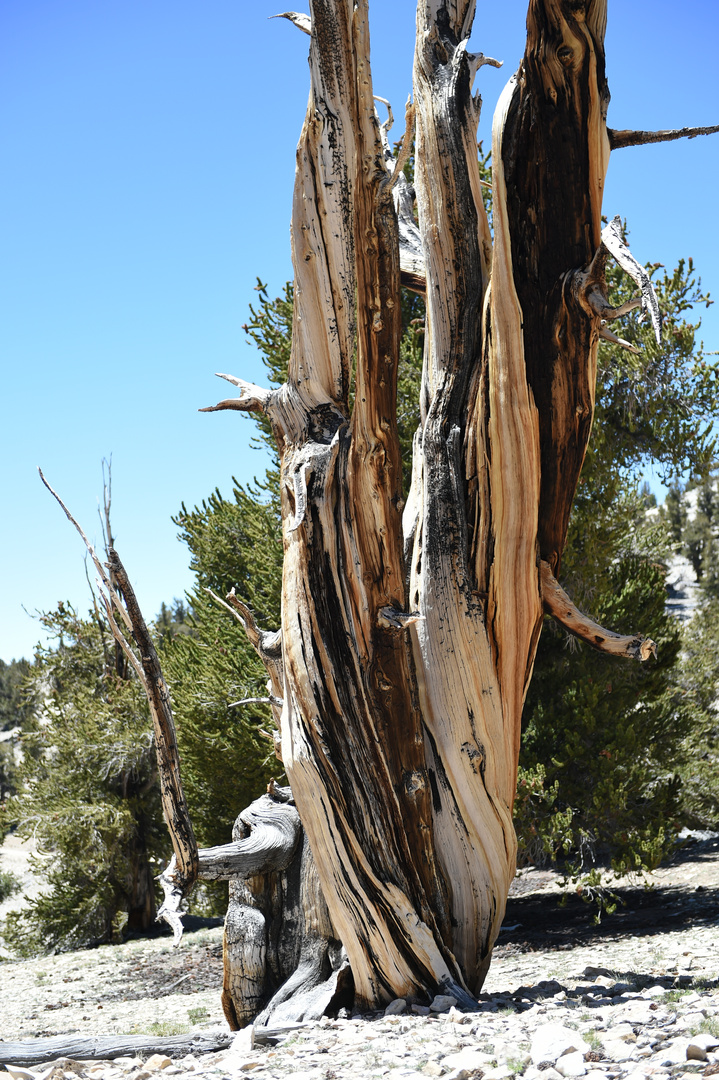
left=2, top=1, right=719, bottom=954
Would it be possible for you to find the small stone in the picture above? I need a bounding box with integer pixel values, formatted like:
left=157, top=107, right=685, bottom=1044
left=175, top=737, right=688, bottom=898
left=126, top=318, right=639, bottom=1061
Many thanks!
left=641, top=987, right=668, bottom=999
left=231, top=1026, right=255, bottom=1053
left=447, top=1006, right=471, bottom=1024
left=555, top=1051, right=587, bottom=1078
left=601, top=1024, right=635, bottom=1043
left=430, top=994, right=458, bottom=1014
left=530, top=1024, right=591, bottom=1064
left=423, top=1063, right=444, bottom=1077
left=686, top=1042, right=708, bottom=1062
left=483, top=1067, right=512, bottom=1080
left=412, top=1004, right=431, bottom=1015
left=385, top=998, right=408, bottom=1016
left=4, top=1068, right=38, bottom=1080
left=441, top=1049, right=494, bottom=1074
left=143, top=1057, right=172, bottom=1073
left=602, top=1041, right=634, bottom=1063
left=690, top=1034, right=719, bottom=1052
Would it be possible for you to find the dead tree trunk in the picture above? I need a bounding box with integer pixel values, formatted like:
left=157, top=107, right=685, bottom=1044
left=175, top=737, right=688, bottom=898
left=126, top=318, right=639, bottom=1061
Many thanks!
left=201, top=0, right=696, bottom=1012
left=43, top=0, right=716, bottom=1022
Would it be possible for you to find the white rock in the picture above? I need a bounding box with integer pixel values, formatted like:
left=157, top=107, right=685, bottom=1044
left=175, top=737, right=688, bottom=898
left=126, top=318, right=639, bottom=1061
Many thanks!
left=654, top=1038, right=690, bottom=1066
left=602, top=1040, right=634, bottom=1062
left=689, top=1033, right=719, bottom=1051
left=385, top=998, right=407, bottom=1016
left=441, top=1049, right=495, bottom=1073
left=686, top=1041, right=708, bottom=1062
left=429, top=994, right=458, bottom=1013
left=584, top=1072, right=610, bottom=1080
left=641, top=986, right=667, bottom=999
left=231, top=1025, right=255, bottom=1053
left=530, top=1024, right=591, bottom=1064
left=4, top=1068, right=37, bottom=1080
left=601, top=1023, right=635, bottom=1042
left=143, top=1056, right=172, bottom=1072
left=447, top=1006, right=471, bottom=1024
left=555, top=1051, right=587, bottom=1077
left=483, top=1067, right=512, bottom=1080
left=617, top=1002, right=656, bottom=1025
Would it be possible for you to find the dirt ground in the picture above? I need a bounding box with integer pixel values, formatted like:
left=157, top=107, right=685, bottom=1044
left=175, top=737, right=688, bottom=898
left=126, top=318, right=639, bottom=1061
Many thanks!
left=497, top=831, right=719, bottom=957
left=0, top=831, right=716, bottom=1041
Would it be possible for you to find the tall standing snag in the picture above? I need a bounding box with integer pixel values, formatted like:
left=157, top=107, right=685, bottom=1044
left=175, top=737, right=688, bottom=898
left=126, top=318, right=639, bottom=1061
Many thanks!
left=199, top=0, right=711, bottom=1015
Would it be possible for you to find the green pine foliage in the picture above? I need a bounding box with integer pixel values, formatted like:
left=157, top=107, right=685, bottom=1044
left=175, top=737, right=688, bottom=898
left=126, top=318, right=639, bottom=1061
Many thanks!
left=161, top=479, right=283, bottom=851
left=678, top=598, right=719, bottom=828
left=2, top=603, right=165, bottom=955
left=0, top=657, right=31, bottom=731
left=516, top=246, right=719, bottom=897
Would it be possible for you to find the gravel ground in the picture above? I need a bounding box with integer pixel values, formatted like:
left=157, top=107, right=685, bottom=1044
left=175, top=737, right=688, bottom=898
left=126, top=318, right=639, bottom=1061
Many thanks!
left=0, top=834, right=716, bottom=1080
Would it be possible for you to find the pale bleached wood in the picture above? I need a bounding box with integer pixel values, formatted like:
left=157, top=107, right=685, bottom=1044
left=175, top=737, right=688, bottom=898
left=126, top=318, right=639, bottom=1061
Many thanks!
left=485, top=73, right=542, bottom=765
left=411, top=0, right=521, bottom=995
left=541, top=561, right=657, bottom=661
left=0, top=1034, right=232, bottom=1067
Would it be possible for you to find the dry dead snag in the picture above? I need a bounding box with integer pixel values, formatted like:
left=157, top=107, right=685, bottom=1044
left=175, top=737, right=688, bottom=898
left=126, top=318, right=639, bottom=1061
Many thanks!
left=42, top=0, right=716, bottom=1032
left=201, top=0, right=714, bottom=1017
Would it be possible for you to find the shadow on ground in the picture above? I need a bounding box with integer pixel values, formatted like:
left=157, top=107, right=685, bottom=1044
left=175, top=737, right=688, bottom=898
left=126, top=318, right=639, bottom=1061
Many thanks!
left=498, top=835, right=719, bottom=957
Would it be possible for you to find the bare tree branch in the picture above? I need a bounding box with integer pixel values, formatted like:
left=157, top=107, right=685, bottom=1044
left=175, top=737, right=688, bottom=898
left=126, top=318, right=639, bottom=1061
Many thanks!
left=270, top=11, right=311, bottom=35
left=199, top=373, right=273, bottom=415
left=609, top=124, right=719, bottom=150
left=39, top=470, right=200, bottom=935
left=541, top=561, right=657, bottom=661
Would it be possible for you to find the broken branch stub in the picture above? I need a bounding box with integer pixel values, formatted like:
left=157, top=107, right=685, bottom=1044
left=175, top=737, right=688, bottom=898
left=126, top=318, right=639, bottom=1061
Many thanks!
left=541, top=561, right=657, bottom=662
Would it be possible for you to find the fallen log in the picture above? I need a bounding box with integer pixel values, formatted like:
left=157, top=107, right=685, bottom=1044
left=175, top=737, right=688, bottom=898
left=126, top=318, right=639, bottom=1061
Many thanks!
left=0, top=1032, right=232, bottom=1067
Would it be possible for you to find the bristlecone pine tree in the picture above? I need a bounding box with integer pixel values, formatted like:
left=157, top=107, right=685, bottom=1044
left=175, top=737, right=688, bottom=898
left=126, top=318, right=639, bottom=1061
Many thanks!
left=49, top=0, right=719, bottom=1027
left=195, top=0, right=719, bottom=1013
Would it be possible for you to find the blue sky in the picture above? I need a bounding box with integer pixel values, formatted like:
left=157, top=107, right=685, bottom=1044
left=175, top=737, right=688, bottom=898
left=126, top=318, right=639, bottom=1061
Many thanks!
left=2, top=1, right=718, bottom=662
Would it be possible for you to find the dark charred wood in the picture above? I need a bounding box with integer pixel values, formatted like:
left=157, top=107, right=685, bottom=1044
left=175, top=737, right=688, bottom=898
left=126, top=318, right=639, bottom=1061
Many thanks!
left=609, top=124, right=719, bottom=150
left=499, top=0, right=609, bottom=574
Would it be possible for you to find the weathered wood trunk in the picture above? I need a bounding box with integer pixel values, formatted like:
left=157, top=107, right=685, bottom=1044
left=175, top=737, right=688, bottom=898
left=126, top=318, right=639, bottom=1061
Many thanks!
left=199, top=0, right=667, bottom=1018
left=47, top=0, right=698, bottom=1025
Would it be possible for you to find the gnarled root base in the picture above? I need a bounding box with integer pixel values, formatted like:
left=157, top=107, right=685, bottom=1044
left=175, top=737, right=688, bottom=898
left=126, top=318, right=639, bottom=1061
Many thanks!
left=221, top=802, right=353, bottom=1029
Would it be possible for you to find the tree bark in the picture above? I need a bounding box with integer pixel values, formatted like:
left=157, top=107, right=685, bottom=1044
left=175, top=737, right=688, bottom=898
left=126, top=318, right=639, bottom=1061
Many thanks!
left=199, top=0, right=675, bottom=1013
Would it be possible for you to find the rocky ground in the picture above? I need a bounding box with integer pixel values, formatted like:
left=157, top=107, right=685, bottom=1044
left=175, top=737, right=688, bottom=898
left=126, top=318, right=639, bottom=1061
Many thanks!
left=0, top=834, right=717, bottom=1080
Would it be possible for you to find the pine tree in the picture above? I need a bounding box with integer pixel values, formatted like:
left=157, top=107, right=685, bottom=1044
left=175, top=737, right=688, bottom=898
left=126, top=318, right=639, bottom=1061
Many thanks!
left=2, top=603, right=165, bottom=954
left=517, top=252, right=718, bottom=894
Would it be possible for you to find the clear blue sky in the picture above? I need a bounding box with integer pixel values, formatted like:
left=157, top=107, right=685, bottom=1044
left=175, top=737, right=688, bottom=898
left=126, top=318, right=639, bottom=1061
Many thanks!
left=2, top=1, right=718, bottom=662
